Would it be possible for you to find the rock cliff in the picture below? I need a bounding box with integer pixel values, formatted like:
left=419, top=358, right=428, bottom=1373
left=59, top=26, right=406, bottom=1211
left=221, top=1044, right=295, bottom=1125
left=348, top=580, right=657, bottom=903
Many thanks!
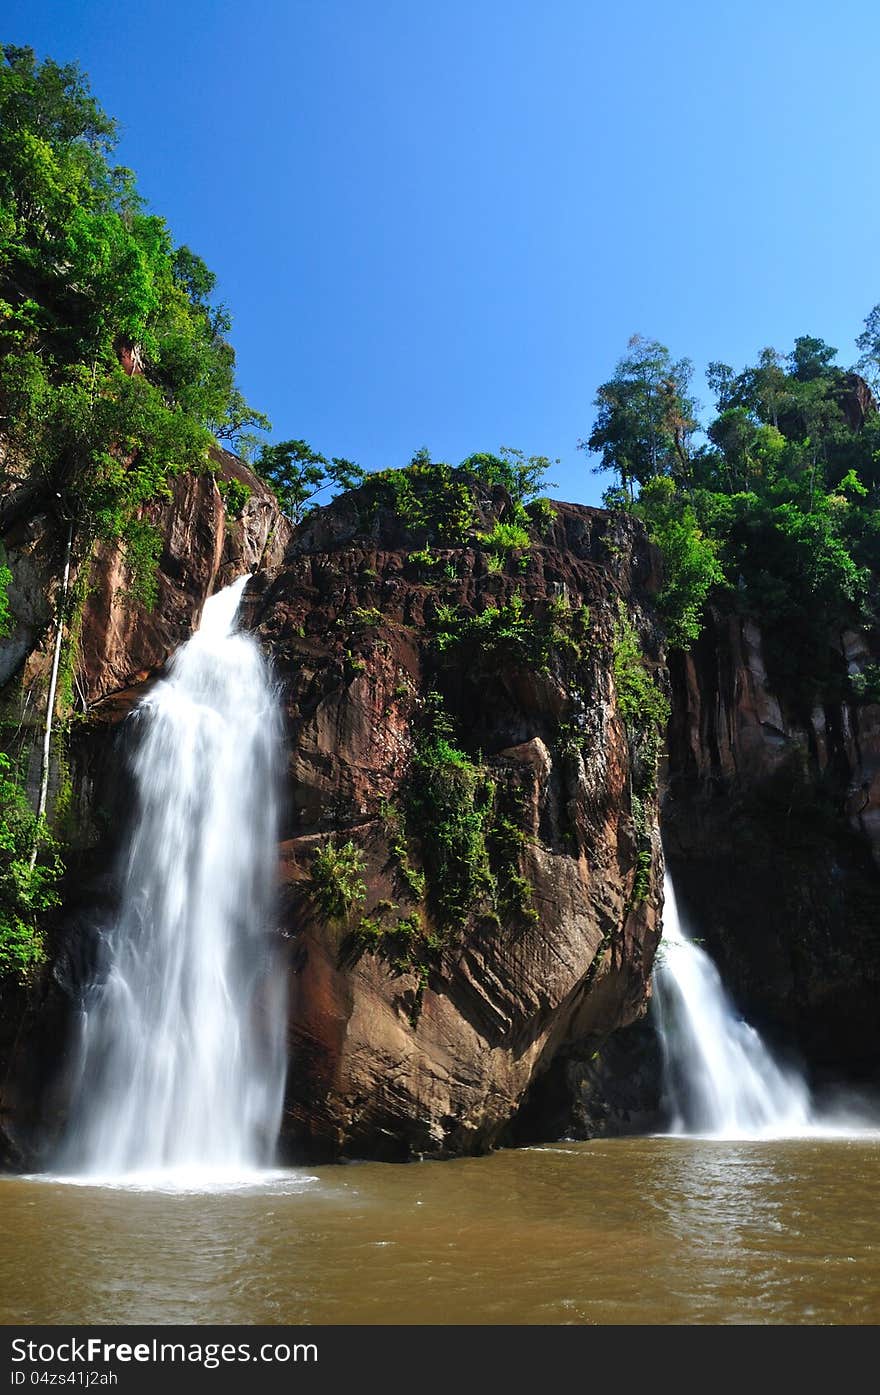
left=241, top=477, right=666, bottom=1158
left=5, top=467, right=669, bottom=1164
left=5, top=456, right=879, bottom=1166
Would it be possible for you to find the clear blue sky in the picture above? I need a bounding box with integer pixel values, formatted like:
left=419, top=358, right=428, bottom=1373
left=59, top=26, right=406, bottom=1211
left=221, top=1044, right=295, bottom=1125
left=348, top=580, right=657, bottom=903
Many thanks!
left=5, top=1, right=880, bottom=504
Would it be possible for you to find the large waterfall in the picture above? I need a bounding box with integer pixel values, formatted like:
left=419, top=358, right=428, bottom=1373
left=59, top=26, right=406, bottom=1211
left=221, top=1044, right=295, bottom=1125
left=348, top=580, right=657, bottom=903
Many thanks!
left=58, top=576, right=287, bottom=1181
left=653, top=871, right=813, bottom=1138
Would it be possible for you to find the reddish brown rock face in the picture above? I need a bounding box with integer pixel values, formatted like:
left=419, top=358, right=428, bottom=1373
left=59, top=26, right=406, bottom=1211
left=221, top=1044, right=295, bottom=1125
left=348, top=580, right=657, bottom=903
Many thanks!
left=1, top=469, right=667, bottom=1164
left=80, top=451, right=290, bottom=711
left=242, top=488, right=666, bottom=1159
left=1, top=450, right=290, bottom=718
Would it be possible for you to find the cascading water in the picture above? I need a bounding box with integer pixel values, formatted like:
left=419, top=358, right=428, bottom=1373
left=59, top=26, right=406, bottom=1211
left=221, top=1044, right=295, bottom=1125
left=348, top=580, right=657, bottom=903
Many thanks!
left=57, top=576, right=287, bottom=1181
left=653, top=871, right=813, bottom=1138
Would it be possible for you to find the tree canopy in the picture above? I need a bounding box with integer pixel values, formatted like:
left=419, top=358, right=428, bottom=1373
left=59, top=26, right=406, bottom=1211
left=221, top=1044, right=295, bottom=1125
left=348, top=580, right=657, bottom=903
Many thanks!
left=0, top=43, right=267, bottom=601
left=585, top=316, right=880, bottom=712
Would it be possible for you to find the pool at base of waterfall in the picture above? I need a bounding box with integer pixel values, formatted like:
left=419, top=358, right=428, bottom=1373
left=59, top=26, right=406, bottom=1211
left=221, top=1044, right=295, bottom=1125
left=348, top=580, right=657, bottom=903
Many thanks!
left=3, top=1136, right=880, bottom=1324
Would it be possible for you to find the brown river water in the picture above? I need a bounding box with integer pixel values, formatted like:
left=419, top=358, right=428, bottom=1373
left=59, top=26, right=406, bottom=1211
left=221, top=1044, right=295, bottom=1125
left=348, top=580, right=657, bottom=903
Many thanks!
left=1, top=1135, right=879, bottom=1325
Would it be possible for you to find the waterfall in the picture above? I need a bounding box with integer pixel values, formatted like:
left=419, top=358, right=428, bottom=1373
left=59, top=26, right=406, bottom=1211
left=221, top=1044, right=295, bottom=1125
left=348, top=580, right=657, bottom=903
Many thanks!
left=58, top=576, right=287, bottom=1181
left=654, top=871, right=813, bottom=1138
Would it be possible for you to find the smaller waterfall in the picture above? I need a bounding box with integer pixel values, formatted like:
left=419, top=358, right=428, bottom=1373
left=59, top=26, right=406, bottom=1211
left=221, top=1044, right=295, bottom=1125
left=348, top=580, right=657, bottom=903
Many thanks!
left=654, top=872, right=813, bottom=1138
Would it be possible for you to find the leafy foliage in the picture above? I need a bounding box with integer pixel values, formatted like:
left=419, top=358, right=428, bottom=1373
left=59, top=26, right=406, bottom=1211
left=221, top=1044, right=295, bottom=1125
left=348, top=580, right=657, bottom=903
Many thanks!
left=255, top=440, right=364, bottom=523
left=477, top=518, right=531, bottom=555
left=308, top=840, right=367, bottom=921
left=459, top=447, right=557, bottom=505
left=356, top=449, right=556, bottom=552
left=0, top=753, right=62, bottom=977
left=588, top=317, right=880, bottom=700
left=406, top=703, right=496, bottom=929
left=0, top=556, right=11, bottom=636
left=432, top=590, right=590, bottom=676
left=582, top=335, right=697, bottom=500
left=633, top=478, right=724, bottom=647
left=399, top=694, right=539, bottom=932
left=0, top=45, right=267, bottom=597
left=362, top=460, right=477, bottom=545
left=612, top=602, right=670, bottom=731
left=215, top=475, right=252, bottom=519
left=380, top=799, right=427, bottom=901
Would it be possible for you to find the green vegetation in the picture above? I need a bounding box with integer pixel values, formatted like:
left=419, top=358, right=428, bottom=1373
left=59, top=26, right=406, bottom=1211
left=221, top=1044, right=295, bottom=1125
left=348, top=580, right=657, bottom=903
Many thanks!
left=851, top=663, right=880, bottom=705
left=586, top=335, right=697, bottom=501
left=612, top=601, right=669, bottom=730
left=308, top=840, right=367, bottom=921
left=0, top=753, right=62, bottom=977
left=0, top=555, right=11, bottom=636
left=525, top=495, right=558, bottom=535
left=610, top=602, right=668, bottom=907
left=407, top=546, right=441, bottom=575
left=486, top=815, right=539, bottom=925
left=585, top=327, right=880, bottom=709
left=353, top=908, right=440, bottom=970
left=0, top=45, right=266, bottom=592
left=477, top=518, right=531, bottom=556
left=399, top=694, right=539, bottom=932
left=0, top=44, right=276, bottom=873
left=406, top=700, right=496, bottom=928
left=632, top=477, right=724, bottom=648
left=380, top=800, right=426, bottom=901
left=215, top=476, right=252, bottom=520
left=350, top=905, right=443, bottom=1023
left=362, top=459, right=477, bottom=545
left=344, top=696, right=542, bottom=976
left=255, top=440, right=365, bottom=523
left=433, top=590, right=590, bottom=677
left=459, top=447, right=557, bottom=506
left=339, top=606, right=383, bottom=632
left=357, top=449, right=555, bottom=553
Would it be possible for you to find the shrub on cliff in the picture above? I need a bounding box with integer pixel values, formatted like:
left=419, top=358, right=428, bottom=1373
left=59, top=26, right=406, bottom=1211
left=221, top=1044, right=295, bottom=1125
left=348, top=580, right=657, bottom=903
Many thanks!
left=612, top=601, right=669, bottom=732
left=0, top=556, right=11, bottom=636
left=308, top=840, right=367, bottom=921
left=0, top=753, right=62, bottom=977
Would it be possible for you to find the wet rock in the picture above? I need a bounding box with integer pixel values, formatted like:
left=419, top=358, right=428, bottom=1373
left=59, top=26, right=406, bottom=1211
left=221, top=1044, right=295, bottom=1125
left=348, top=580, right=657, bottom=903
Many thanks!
left=664, top=605, right=880, bottom=1080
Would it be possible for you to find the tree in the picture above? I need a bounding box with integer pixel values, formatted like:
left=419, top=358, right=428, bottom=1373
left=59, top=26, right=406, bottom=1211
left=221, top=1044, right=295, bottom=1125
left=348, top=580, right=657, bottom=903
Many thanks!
left=0, top=47, right=265, bottom=856
left=459, top=447, right=557, bottom=504
left=706, top=361, right=737, bottom=412
left=634, top=477, right=725, bottom=648
left=255, top=440, right=365, bottom=522
left=856, top=304, right=880, bottom=390
left=0, top=46, right=265, bottom=558
left=788, top=335, right=839, bottom=383
left=724, top=347, right=789, bottom=428
left=582, top=335, right=698, bottom=499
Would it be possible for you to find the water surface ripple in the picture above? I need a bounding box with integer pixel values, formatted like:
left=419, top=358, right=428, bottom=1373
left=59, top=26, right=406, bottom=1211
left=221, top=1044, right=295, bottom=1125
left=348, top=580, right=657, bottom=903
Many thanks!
left=3, top=1138, right=879, bottom=1324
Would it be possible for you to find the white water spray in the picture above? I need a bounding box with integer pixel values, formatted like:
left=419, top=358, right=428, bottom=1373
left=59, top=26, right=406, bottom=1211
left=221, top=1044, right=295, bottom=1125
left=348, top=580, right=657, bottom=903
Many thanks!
left=654, top=871, right=813, bottom=1138
left=58, top=576, right=287, bottom=1181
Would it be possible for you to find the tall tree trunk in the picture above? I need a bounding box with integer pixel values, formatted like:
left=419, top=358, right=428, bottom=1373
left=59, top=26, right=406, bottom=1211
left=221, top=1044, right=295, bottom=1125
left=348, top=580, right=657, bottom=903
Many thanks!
left=29, top=519, right=73, bottom=870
